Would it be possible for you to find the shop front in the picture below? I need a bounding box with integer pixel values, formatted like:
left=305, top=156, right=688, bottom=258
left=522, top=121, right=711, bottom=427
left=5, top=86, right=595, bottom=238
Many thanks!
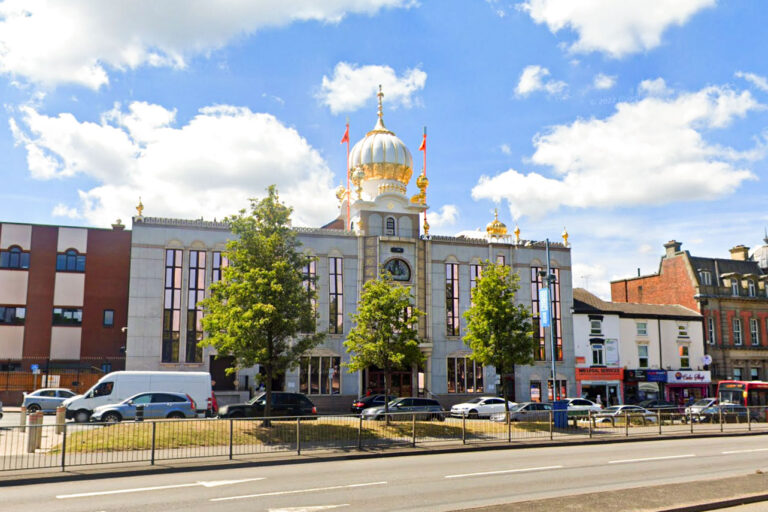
left=576, top=367, right=624, bottom=406
left=623, top=369, right=666, bottom=404
left=665, top=370, right=711, bottom=406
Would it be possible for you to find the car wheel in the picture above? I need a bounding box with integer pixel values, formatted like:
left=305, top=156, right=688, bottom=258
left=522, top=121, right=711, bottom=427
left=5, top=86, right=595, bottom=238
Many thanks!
left=468, top=410, right=479, bottom=419
left=75, top=410, right=91, bottom=423
left=103, top=412, right=121, bottom=423
left=26, top=403, right=41, bottom=413
left=166, top=411, right=185, bottom=419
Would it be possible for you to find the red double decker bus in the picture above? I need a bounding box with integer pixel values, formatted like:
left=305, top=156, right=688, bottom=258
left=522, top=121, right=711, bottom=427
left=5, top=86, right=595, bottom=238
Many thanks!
left=717, top=380, right=768, bottom=406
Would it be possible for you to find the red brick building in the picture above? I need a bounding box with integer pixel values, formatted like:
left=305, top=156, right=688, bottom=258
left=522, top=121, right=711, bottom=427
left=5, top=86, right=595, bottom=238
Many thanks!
left=612, top=240, right=768, bottom=385
left=0, top=221, right=130, bottom=403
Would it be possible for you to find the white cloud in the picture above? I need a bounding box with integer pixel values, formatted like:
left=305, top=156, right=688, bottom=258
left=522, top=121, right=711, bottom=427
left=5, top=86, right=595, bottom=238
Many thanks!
left=10, top=101, right=339, bottom=227
left=472, top=83, right=761, bottom=219
left=500, top=144, right=512, bottom=155
left=426, top=204, right=459, bottom=230
left=0, top=0, right=414, bottom=89
left=515, top=65, right=567, bottom=97
left=593, top=73, right=616, bottom=90
left=572, top=262, right=609, bottom=298
left=52, top=203, right=80, bottom=219
left=638, top=77, right=673, bottom=97
left=519, top=0, right=715, bottom=58
left=317, top=62, right=427, bottom=114
left=736, top=71, right=768, bottom=93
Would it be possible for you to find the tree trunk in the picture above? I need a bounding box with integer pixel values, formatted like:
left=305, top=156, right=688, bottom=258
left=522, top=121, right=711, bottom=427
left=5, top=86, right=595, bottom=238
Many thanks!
left=263, top=362, right=273, bottom=428
left=501, top=363, right=510, bottom=416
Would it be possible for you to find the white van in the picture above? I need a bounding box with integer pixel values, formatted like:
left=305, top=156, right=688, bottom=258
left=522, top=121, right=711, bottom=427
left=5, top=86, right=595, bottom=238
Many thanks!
left=63, top=371, right=213, bottom=423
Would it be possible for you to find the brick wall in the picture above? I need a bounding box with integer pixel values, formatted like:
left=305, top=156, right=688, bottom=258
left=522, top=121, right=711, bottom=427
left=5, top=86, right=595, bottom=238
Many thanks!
left=611, top=255, right=698, bottom=310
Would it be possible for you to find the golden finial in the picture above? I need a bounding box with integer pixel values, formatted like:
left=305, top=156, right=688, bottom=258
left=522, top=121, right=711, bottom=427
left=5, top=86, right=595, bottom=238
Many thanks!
left=352, top=167, right=365, bottom=199
left=514, top=224, right=520, bottom=244
left=377, top=84, right=384, bottom=120
left=423, top=218, right=430, bottom=236
left=335, top=185, right=346, bottom=207
left=562, top=226, right=569, bottom=247
left=486, top=208, right=507, bottom=238
left=136, top=197, right=144, bottom=217
left=410, top=174, right=429, bottom=205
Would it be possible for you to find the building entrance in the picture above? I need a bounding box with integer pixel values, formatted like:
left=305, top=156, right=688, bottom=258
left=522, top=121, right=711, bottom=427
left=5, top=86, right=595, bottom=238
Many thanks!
left=364, top=368, right=412, bottom=397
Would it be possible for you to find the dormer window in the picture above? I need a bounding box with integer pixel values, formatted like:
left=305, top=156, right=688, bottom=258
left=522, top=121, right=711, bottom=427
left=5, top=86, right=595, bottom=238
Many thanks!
left=385, top=217, right=396, bottom=236
left=698, top=270, right=711, bottom=285
left=732, top=280, right=739, bottom=296
left=748, top=280, right=756, bottom=297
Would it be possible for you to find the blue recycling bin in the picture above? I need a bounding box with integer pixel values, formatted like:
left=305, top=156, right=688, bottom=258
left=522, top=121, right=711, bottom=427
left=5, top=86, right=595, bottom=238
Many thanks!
left=553, top=400, right=568, bottom=429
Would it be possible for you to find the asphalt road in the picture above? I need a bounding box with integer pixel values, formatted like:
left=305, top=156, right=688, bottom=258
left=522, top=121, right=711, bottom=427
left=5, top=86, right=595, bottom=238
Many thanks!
left=3, top=435, right=768, bottom=511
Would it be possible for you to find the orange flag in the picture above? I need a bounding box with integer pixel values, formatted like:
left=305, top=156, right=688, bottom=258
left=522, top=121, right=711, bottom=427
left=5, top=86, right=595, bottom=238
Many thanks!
left=418, top=132, right=426, bottom=151
left=341, top=125, right=349, bottom=144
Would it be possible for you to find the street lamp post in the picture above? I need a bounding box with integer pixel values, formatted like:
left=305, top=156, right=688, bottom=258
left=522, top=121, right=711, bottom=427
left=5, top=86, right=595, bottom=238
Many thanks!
left=545, top=238, right=558, bottom=401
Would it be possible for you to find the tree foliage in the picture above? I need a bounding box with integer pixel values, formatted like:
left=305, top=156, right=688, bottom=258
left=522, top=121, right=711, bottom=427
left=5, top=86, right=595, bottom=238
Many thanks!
left=345, top=273, right=425, bottom=419
left=463, top=261, right=535, bottom=414
left=200, top=185, right=324, bottom=420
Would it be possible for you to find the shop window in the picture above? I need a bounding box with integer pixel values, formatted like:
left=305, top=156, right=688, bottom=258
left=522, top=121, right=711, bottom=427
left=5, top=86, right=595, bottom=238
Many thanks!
left=733, top=318, right=743, bottom=346
left=0, top=306, right=26, bottom=325
left=751, top=368, right=760, bottom=381
left=638, top=345, right=649, bottom=368
left=530, top=380, right=542, bottom=402
left=0, top=246, right=30, bottom=269
left=636, top=322, right=648, bottom=336
left=679, top=345, right=690, bottom=369
left=707, top=317, right=716, bottom=345
left=447, top=357, right=483, bottom=393
left=52, top=307, right=82, bottom=326
left=591, top=343, right=604, bottom=366
left=56, top=249, right=86, bottom=272
left=103, top=309, right=114, bottom=327
left=299, top=356, right=341, bottom=395
left=750, top=318, right=760, bottom=346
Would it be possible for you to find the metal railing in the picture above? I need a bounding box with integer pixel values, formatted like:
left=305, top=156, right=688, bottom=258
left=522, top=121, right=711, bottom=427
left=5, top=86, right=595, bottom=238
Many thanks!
left=1, top=406, right=767, bottom=473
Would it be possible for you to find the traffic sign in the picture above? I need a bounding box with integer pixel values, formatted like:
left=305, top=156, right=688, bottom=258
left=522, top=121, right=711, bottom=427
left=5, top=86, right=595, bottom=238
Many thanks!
left=30, top=364, right=40, bottom=374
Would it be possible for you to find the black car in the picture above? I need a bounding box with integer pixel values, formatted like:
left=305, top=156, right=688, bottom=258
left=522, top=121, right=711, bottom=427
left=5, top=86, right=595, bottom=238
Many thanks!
left=696, top=404, right=758, bottom=423
left=636, top=399, right=679, bottom=412
left=351, top=394, right=396, bottom=414
left=218, top=392, right=317, bottom=418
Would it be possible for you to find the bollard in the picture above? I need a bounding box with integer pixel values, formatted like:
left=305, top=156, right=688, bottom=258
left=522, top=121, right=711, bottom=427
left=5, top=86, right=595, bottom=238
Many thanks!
left=19, top=405, right=26, bottom=433
left=35, top=412, right=43, bottom=449
left=25, top=414, right=37, bottom=453
left=55, top=405, right=66, bottom=435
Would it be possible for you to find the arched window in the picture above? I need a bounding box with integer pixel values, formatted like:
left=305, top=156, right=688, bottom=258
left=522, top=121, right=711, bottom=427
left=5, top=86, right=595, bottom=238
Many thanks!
left=56, top=249, right=86, bottom=272
left=0, top=246, right=30, bottom=269
left=385, top=217, right=396, bottom=236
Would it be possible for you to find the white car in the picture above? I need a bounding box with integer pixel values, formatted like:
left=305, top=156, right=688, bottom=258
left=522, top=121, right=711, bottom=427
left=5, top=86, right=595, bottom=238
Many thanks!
left=563, top=398, right=602, bottom=414
left=450, top=397, right=517, bottom=418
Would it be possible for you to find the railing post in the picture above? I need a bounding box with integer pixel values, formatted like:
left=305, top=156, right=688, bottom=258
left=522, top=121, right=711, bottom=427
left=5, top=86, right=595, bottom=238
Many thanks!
left=61, top=422, right=67, bottom=472
left=658, top=410, right=662, bottom=435
left=20, top=405, right=26, bottom=433
left=749, top=407, right=752, bottom=432
left=357, top=414, right=363, bottom=450
left=720, top=406, right=723, bottom=432
left=150, top=421, right=156, bottom=465
left=507, top=411, right=511, bottom=443
left=690, top=412, right=694, bottom=434
left=549, top=410, right=553, bottom=440
left=229, top=419, right=234, bottom=460
left=625, top=411, right=629, bottom=437
left=296, top=417, right=301, bottom=456
left=588, top=410, right=593, bottom=439
left=411, top=413, right=416, bottom=447
left=462, top=413, right=466, bottom=445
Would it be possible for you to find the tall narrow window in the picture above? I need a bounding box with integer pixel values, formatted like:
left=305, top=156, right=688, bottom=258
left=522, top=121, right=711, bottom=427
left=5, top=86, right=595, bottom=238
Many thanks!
left=679, top=345, right=690, bottom=368
left=186, top=250, right=205, bottom=363
left=732, top=280, right=740, bottom=296
left=733, top=318, right=743, bottom=346
left=751, top=368, right=760, bottom=380
left=56, top=249, right=86, bottom=272
left=469, top=263, right=482, bottom=304
left=329, top=257, right=343, bottom=334
left=496, top=255, right=505, bottom=266
left=163, top=249, right=182, bottom=362
left=750, top=318, right=760, bottom=346
left=531, top=267, right=562, bottom=360
left=591, top=343, right=604, bottom=366
left=103, top=309, right=114, bottom=327
left=748, top=280, right=756, bottom=297
left=447, top=357, right=483, bottom=393
left=733, top=367, right=742, bottom=380
left=385, top=217, right=396, bottom=236
left=302, top=258, right=317, bottom=332
left=212, top=251, right=228, bottom=282
left=637, top=345, right=649, bottom=368
left=707, top=317, right=716, bottom=345
left=446, top=263, right=459, bottom=336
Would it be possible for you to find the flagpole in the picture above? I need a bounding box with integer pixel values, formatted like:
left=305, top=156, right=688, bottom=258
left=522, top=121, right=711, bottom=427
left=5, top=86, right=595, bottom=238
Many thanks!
left=422, top=126, right=427, bottom=233
left=345, top=120, right=351, bottom=231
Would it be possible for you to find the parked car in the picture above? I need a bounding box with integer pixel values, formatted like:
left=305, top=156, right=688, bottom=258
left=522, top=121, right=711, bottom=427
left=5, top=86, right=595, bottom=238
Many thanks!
left=90, top=392, right=197, bottom=423
left=563, top=398, right=602, bottom=415
left=23, top=388, right=76, bottom=413
left=361, top=397, right=444, bottom=421
left=218, top=392, right=317, bottom=418
left=351, top=394, right=395, bottom=414
left=594, top=405, right=657, bottom=424
left=450, top=397, right=517, bottom=418
left=490, top=402, right=552, bottom=422
left=63, top=371, right=214, bottom=422
left=683, top=398, right=717, bottom=422
left=695, top=403, right=758, bottom=423
left=636, top=399, right=679, bottom=412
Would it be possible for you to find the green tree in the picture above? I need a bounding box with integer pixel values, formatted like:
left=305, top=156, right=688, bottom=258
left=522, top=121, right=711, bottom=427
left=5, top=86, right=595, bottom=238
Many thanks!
left=200, top=185, right=324, bottom=421
left=345, top=273, right=425, bottom=421
left=463, top=261, right=535, bottom=416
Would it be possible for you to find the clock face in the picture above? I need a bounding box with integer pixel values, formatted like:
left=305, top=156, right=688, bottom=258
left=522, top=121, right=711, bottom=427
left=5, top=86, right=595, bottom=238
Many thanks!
left=383, top=258, right=411, bottom=281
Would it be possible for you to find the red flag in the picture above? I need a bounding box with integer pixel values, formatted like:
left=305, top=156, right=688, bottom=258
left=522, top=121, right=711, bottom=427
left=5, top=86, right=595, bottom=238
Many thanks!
left=418, top=133, right=426, bottom=152
left=341, top=124, right=349, bottom=144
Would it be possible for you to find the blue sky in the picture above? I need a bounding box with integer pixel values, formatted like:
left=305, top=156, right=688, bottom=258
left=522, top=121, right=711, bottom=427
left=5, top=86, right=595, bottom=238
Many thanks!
left=1, top=0, right=768, bottom=297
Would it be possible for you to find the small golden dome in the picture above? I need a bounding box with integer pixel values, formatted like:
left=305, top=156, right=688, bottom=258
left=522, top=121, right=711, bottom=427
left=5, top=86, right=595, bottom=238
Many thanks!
left=335, top=185, right=346, bottom=201
left=486, top=209, right=507, bottom=237
left=416, top=174, right=429, bottom=189
left=562, top=227, right=569, bottom=246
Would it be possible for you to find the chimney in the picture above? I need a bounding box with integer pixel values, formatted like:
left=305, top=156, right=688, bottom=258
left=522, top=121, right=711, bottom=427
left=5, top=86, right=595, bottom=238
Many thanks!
left=664, top=240, right=682, bottom=258
left=729, top=245, right=749, bottom=261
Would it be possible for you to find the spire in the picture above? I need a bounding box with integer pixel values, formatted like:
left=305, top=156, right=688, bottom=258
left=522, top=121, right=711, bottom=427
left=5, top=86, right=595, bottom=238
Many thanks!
left=764, top=226, right=768, bottom=245
left=136, top=197, right=144, bottom=218
left=372, top=84, right=388, bottom=131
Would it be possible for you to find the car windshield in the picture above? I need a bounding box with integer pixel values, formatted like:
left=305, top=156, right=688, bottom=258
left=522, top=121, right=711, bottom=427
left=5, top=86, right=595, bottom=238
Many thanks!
left=247, top=393, right=266, bottom=405
left=693, top=399, right=712, bottom=406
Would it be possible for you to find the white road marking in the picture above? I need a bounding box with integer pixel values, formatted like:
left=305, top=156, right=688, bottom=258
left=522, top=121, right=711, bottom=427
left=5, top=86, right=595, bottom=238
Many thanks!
left=722, top=448, right=768, bottom=454
left=56, top=477, right=265, bottom=499
left=210, top=481, right=388, bottom=502
left=445, top=465, right=563, bottom=479
left=609, top=454, right=695, bottom=464
left=268, top=506, right=349, bottom=512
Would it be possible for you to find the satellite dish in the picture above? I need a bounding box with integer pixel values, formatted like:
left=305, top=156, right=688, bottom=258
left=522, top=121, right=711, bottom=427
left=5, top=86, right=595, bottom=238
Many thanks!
left=702, top=355, right=712, bottom=365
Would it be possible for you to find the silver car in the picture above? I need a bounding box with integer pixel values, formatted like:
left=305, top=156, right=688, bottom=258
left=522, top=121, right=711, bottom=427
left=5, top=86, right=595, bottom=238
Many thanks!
left=91, top=392, right=196, bottom=423
left=23, top=388, right=76, bottom=413
left=361, top=397, right=445, bottom=421
left=490, top=402, right=553, bottom=422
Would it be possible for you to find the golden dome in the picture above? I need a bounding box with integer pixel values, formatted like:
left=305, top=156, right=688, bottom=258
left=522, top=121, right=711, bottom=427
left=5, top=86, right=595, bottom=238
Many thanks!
left=348, top=86, right=413, bottom=191
left=486, top=209, right=507, bottom=237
